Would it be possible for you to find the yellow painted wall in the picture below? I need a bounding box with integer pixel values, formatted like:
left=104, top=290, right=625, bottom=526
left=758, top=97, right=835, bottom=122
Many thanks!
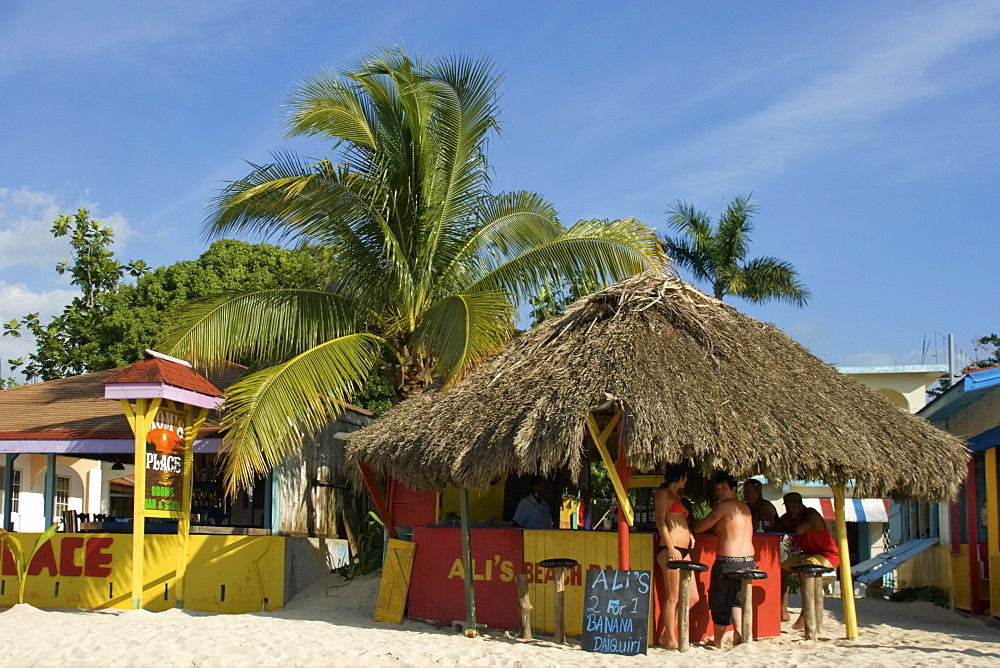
left=0, top=533, right=285, bottom=613
left=991, top=555, right=1000, bottom=619
left=952, top=553, right=971, bottom=611
left=440, top=480, right=505, bottom=522
left=523, top=530, right=654, bottom=637
left=896, top=544, right=953, bottom=596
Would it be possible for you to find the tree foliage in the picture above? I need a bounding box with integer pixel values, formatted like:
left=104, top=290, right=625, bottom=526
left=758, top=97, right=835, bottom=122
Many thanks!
left=928, top=333, right=1000, bottom=397
left=661, top=195, right=809, bottom=306
left=159, top=47, right=664, bottom=494
left=5, top=209, right=147, bottom=381
left=5, top=211, right=335, bottom=381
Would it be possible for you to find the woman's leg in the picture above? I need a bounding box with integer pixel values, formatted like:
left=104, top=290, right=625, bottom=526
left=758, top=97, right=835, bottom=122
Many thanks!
left=656, top=551, right=681, bottom=648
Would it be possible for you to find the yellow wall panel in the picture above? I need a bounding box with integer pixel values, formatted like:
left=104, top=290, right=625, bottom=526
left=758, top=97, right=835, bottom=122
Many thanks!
left=374, top=538, right=415, bottom=623
left=523, top=530, right=654, bottom=638
left=896, top=544, right=953, bottom=596
left=952, top=554, right=971, bottom=611
left=1, top=533, right=285, bottom=613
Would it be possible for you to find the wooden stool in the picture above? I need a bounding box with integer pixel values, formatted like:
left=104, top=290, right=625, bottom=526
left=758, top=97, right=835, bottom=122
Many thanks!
left=668, top=560, right=708, bottom=652
left=792, top=564, right=833, bottom=640
left=539, top=558, right=578, bottom=643
left=725, top=569, right=768, bottom=643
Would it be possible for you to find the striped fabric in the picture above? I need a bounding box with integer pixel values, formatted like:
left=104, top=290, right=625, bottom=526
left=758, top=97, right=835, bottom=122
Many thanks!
left=801, top=497, right=889, bottom=523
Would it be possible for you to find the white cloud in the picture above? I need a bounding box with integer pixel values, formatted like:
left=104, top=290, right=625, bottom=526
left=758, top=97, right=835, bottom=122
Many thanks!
left=663, top=1, right=1000, bottom=196
left=0, top=187, right=134, bottom=271
left=0, top=279, right=77, bottom=379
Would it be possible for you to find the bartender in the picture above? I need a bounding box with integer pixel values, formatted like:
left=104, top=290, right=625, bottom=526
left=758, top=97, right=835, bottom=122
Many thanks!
left=512, top=476, right=553, bottom=528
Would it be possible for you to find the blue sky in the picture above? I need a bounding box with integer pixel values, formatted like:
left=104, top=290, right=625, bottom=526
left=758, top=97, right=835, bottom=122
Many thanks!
left=1, top=1, right=998, bottom=375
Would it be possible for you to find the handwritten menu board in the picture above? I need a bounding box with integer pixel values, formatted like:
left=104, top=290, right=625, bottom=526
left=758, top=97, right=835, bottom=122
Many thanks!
left=582, top=569, right=651, bottom=656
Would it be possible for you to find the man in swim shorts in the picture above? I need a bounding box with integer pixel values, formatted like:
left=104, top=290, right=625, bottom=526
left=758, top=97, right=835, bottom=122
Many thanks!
left=693, top=472, right=756, bottom=648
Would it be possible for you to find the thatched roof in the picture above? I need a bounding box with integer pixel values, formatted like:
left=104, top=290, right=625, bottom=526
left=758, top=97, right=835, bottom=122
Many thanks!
left=347, top=272, right=968, bottom=501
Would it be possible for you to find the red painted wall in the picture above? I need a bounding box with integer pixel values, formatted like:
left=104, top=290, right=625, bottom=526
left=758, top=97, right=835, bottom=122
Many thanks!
left=409, top=526, right=523, bottom=629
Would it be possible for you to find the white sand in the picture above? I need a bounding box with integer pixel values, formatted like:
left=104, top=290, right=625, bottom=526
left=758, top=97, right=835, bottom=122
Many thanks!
left=2, top=574, right=999, bottom=667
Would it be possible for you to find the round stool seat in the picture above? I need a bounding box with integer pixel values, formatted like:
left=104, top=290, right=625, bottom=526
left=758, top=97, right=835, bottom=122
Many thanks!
left=540, top=558, right=578, bottom=569
left=792, top=564, right=833, bottom=575
left=668, top=560, right=708, bottom=573
left=726, top=569, right=768, bottom=580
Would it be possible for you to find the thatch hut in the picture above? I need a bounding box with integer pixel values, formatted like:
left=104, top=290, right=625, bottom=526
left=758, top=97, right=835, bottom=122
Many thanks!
left=348, top=271, right=967, bottom=500
left=347, top=270, right=968, bottom=642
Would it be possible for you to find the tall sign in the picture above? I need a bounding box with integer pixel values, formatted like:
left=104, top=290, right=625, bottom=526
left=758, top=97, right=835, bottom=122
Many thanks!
left=144, top=408, right=188, bottom=517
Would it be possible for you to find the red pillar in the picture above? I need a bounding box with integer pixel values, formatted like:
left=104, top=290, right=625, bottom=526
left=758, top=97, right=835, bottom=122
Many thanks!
left=616, top=420, right=632, bottom=569
left=966, top=457, right=982, bottom=615
left=358, top=462, right=398, bottom=539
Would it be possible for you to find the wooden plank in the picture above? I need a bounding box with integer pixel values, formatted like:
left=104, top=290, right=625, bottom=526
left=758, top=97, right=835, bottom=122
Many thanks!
left=586, top=412, right=632, bottom=525
left=373, top=538, right=416, bottom=623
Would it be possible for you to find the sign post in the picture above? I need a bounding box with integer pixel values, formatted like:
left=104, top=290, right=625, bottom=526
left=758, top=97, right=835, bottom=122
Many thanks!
left=104, top=350, right=223, bottom=610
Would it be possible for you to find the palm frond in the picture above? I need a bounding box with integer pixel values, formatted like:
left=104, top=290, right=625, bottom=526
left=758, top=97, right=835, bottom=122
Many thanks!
left=466, top=217, right=666, bottom=301
left=156, top=289, right=369, bottom=370
left=414, top=290, right=515, bottom=388
left=218, top=332, right=386, bottom=495
left=736, top=257, right=811, bottom=306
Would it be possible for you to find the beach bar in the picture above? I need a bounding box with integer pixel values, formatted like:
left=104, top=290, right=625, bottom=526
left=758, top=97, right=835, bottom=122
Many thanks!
left=0, top=352, right=372, bottom=612
left=349, top=272, right=969, bottom=644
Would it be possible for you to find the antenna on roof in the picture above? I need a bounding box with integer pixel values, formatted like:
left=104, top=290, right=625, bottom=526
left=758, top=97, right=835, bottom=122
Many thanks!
left=143, top=349, right=193, bottom=368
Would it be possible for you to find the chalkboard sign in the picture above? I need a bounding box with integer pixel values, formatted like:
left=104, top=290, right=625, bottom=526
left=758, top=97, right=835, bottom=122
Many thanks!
left=581, top=569, right=651, bottom=656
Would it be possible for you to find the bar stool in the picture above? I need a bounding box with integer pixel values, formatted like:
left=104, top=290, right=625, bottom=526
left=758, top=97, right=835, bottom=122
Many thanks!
left=539, top=558, right=578, bottom=643
left=725, top=569, right=768, bottom=643
left=668, top=560, right=708, bottom=652
left=792, top=564, right=833, bottom=640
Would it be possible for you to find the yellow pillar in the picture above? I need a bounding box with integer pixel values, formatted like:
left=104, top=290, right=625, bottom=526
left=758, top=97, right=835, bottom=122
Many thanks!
left=986, top=448, right=999, bottom=557
left=831, top=484, right=858, bottom=639
left=174, top=406, right=208, bottom=608
left=121, top=397, right=160, bottom=609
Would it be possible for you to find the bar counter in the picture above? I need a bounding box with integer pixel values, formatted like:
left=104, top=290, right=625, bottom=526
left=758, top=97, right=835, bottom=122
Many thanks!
left=407, top=525, right=782, bottom=641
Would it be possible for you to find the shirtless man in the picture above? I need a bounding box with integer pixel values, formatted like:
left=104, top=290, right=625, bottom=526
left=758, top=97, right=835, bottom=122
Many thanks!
left=654, top=463, right=698, bottom=649
left=693, top=472, right=755, bottom=648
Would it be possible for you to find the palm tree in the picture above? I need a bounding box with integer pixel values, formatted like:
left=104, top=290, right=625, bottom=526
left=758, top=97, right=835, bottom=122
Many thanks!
left=661, top=195, right=809, bottom=306
left=159, top=48, right=664, bottom=493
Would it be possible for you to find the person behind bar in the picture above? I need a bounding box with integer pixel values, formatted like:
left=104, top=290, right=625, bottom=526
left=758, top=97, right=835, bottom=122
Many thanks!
left=654, top=463, right=698, bottom=649
left=512, top=476, right=553, bottom=529
left=742, top=478, right=778, bottom=530
left=693, top=472, right=756, bottom=648
left=776, top=491, right=840, bottom=627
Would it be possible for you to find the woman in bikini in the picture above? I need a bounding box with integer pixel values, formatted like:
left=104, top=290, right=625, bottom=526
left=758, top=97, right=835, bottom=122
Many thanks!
left=655, top=463, right=698, bottom=649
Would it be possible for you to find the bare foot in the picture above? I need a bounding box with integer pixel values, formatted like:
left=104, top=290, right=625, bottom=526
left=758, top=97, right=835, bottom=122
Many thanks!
left=732, top=632, right=743, bottom=647
left=658, top=634, right=678, bottom=650
left=781, top=612, right=791, bottom=622
left=791, top=616, right=804, bottom=631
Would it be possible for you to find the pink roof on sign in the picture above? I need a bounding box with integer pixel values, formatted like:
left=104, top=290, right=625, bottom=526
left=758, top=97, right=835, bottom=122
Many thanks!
left=103, top=353, right=224, bottom=398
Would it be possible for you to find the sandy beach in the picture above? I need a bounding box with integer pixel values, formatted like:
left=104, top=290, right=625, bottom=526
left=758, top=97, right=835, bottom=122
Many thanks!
left=2, top=573, right=999, bottom=667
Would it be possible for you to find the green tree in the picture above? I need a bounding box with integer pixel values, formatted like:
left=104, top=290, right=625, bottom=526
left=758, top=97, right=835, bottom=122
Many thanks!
left=662, top=195, right=809, bottom=306
left=159, top=48, right=663, bottom=493
left=7, top=209, right=147, bottom=381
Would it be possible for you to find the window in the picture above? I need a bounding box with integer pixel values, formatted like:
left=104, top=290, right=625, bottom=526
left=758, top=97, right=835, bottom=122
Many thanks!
left=55, top=475, right=70, bottom=515
left=0, top=467, right=21, bottom=514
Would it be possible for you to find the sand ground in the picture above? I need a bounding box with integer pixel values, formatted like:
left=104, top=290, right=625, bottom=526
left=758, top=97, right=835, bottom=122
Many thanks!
left=2, top=572, right=999, bottom=666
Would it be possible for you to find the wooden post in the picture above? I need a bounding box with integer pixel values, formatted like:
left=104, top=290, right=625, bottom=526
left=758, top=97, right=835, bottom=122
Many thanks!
left=616, top=416, right=631, bottom=570
left=677, top=571, right=691, bottom=652
left=554, top=566, right=567, bottom=643
left=458, top=487, right=477, bottom=638
left=357, top=462, right=398, bottom=539
left=986, top=448, right=999, bottom=559
left=965, top=457, right=983, bottom=615
left=44, top=453, right=56, bottom=528
left=831, top=484, right=858, bottom=638
left=813, top=575, right=825, bottom=636
left=741, top=578, right=753, bottom=643
left=516, top=574, right=532, bottom=640
left=174, top=406, right=207, bottom=609
left=800, top=572, right=815, bottom=640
